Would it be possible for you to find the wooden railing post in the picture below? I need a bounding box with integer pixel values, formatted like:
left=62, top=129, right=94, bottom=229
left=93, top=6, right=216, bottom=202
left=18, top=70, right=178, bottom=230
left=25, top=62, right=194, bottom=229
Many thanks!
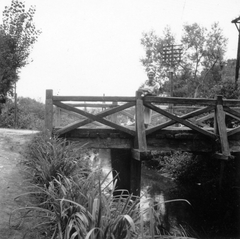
left=214, top=95, right=231, bottom=190
left=215, top=95, right=230, bottom=159
left=135, top=91, right=147, bottom=150
left=45, top=89, right=53, bottom=137
left=130, top=91, right=147, bottom=196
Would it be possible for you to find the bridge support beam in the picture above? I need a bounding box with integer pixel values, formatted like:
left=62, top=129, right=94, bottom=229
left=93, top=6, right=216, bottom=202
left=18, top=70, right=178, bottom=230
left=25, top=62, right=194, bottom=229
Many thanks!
left=111, top=149, right=131, bottom=193
left=129, top=91, right=148, bottom=196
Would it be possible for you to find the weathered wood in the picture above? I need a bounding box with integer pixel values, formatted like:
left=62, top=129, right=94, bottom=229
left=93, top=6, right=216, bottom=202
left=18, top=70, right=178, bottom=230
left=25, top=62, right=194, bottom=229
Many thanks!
left=55, top=107, right=61, bottom=127
left=225, top=112, right=240, bottom=122
left=227, top=125, right=240, bottom=137
left=66, top=103, right=118, bottom=108
left=130, top=156, right=141, bottom=196
left=54, top=101, right=135, bottom=117
left=147, top=106, right=214, bottom=135
left=144, top=102, right=216, bottom=138
left=135, top=91, right=147, bottom=151
left=121, top=110, right=135, bottom=120
left=129, top=91, right=146, bottom=197
left=131, top=149, right=151, bottom=161
left=216, top=96, right=231, bottom=158
left=58, top=108, right=86, bottom=119
left=144, top=96, right=217, bottom=106
left=213, top=153, right=229, bottom=160
left=46, top=91, right=240, bottom=157
left=224, top=106, right=240, bottom=119
left=45, top=89, right=53, bottom=137
left=53, top=95, right=135, bottom=102
left=195, top=112, right=214, bottom=125
left=223, top=99, right=240, bottom=107
left=54, top=101, right=135, bottom=136
left=57, top=127, right=240, bottom=152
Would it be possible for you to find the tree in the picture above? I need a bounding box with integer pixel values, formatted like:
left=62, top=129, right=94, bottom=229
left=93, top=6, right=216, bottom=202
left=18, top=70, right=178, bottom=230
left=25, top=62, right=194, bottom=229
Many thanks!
left=140, top=27, right=176, bottom=89
left=140, top=23, right=230, bottom=98
left=0, top=0, right=41, bottom=98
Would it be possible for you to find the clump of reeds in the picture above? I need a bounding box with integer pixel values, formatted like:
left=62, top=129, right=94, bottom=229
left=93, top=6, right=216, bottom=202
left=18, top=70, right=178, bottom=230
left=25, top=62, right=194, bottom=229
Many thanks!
left=12, top=132, right=195, bottom=239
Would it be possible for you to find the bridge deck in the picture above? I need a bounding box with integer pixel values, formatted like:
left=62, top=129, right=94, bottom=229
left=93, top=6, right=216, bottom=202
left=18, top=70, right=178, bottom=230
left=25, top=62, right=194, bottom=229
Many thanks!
left=57, top=125, right=240, bottom=153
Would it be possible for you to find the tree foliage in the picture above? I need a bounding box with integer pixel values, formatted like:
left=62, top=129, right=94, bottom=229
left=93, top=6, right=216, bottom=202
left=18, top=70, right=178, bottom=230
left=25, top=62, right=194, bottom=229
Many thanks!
left=0, top=96, right=44, bottom=129
left=0, top=0, right=41, bottom=97
left=140, top=23, right=237, bottom=98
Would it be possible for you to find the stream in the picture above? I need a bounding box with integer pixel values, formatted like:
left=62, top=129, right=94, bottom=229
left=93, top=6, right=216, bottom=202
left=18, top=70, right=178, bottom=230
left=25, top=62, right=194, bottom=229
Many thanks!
left=97, top=149, right=240, bottom=239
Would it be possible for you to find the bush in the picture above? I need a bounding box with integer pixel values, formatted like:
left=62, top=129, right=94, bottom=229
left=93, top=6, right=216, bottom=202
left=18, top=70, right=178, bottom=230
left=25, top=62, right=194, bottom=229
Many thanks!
left=0, top=97, right=45, bottom=130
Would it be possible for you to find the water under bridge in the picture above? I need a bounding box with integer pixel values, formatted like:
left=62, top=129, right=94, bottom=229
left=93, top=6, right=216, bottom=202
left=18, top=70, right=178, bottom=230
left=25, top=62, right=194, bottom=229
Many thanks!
left=44, top=89, right=240, bottom=195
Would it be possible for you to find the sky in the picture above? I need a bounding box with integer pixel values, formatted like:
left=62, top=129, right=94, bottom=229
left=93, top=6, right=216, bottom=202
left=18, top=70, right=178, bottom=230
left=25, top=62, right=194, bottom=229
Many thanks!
left=0, top=0, right=240, bottom=102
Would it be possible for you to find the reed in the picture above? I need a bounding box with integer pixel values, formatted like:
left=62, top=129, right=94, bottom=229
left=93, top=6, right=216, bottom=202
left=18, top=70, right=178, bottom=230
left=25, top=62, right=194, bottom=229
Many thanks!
left=13, top=132, right=196, bottom=239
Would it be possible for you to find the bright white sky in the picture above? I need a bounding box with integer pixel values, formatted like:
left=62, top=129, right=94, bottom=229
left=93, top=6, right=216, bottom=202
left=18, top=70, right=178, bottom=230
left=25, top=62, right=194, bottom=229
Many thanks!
left=0, top=0, right=240, bottom=102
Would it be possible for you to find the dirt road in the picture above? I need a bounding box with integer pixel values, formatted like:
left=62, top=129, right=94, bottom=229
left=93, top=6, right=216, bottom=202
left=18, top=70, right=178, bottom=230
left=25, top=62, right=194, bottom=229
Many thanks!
left=0, top=128, right=38, bottom=239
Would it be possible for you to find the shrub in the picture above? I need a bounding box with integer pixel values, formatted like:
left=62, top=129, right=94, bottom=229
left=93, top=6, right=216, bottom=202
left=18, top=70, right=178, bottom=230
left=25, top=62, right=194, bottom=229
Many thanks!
left=0, top=97, right=45, bottom=130
left=159, top=152, right=197, bottom=182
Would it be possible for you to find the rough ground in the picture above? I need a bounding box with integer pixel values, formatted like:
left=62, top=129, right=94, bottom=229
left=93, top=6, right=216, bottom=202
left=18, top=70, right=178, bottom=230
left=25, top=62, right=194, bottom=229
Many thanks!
left=0, top=128, right=38, bottom=239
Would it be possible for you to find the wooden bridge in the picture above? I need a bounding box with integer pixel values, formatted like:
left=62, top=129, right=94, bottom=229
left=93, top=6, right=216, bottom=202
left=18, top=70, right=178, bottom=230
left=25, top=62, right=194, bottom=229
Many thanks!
left=45, top=89, right=240, bottom=195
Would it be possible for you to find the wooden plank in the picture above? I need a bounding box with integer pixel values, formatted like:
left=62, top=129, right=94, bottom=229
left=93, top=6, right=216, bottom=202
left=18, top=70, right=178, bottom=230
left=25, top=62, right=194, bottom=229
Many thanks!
left=147, top=137, right=213, bottom=152
left=196, top=112, right=214, bottom=124
left=59, top=108, right=86, bottom=119
left=53, top=95, right=135, bottom=102
left=121, top=110, right=135, bottom=120
left=135, top=92, right=147, bottom=151
left=216, top=104, right=231, bottom=157
left=227, top=125, right=240, bottom=137
left=223, top=99, right=240, bottom=107
left=45, top=89, right=53, bottom=137
left=54, top=101, right=134, bottom=116
left=56, top=102, right=135, bottom=134
left=56, top=127, right=240, bottom=152
left=213, top=153, right=229, bottom=160
left=144, top=96, right=216, bottom=106
left=144, top=102, right=216, bottom=138
left=224, top=106, right=240, bottom=119
left=54, top=101, right=135, bottom=136
left=66, top=103, right=118, bottom=108
left=147, top=106, right=214, bottom=135
left=129, top=91, right=146, bottom=197
left=226, top=112, right=240, bottom=122
left=55, top=107, right=61, bottom=127
left=131, top=149, right=151, bottom=161
left=61, top=137, right=133, bottom=148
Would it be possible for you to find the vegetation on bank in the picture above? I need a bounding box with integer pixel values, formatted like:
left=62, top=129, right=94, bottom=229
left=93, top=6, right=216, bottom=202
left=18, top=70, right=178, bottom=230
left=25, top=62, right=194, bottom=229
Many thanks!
left=11, top=132, right=194, bottom=239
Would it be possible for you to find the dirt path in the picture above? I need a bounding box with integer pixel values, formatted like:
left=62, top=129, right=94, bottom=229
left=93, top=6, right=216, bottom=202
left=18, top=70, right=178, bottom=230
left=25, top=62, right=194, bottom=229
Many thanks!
left=0, top=128, right=38, bottom=239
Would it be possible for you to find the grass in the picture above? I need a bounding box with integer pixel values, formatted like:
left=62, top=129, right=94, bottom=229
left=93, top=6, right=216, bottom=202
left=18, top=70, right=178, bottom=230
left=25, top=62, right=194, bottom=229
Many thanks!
left=12, top=132, right=196, bottom=239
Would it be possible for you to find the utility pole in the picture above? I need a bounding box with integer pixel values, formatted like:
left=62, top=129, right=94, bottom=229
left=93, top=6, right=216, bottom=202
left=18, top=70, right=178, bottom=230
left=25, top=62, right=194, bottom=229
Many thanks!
left=231, top=16, right=240, bottom=89
left=162, top=44, right=182, bottom=115
left=162, top=44, right=182, bottom=97
left=14, top=82, right=17, bottom=128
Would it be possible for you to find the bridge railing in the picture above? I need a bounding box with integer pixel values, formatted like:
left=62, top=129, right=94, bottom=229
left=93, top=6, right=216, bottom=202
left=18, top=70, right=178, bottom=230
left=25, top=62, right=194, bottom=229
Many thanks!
left=45, top=90, right=137, bottom=136
left=45, top=89, right=240, bottom=159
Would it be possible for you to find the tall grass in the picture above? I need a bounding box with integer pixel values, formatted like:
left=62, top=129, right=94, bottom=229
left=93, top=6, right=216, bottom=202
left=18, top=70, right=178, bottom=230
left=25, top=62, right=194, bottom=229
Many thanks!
left=14, top=132, right=195, bottom=239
